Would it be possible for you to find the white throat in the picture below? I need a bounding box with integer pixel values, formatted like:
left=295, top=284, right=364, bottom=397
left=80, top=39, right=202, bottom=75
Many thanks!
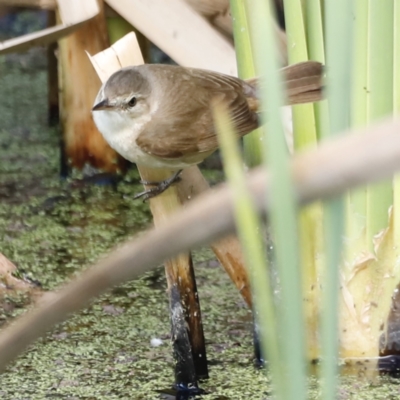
left=93, top=109, right=152, bottom=165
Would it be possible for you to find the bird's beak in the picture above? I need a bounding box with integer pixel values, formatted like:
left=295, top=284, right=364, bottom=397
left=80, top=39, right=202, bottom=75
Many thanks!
left=92, top=99, right=113, bottom=111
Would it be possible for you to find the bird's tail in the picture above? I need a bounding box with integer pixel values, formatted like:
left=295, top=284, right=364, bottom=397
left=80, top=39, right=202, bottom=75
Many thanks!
left=246, top=60, right=324, bottom=106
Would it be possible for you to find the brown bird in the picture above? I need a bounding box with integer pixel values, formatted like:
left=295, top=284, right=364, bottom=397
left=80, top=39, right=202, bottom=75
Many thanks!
left=92, top=62, right=323, bottom=198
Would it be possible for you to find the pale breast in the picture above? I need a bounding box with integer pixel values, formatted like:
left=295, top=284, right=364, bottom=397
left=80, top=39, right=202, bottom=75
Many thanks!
left=92, top=108, right=194, bottom=169
left=92, top=109, right=152, bottom=164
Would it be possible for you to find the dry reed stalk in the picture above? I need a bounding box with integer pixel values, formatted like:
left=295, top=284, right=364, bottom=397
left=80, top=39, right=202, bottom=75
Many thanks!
left=57, top=0, right=127, bottom=173
left=104, top=0, right=237, bottom=75
left=0, top=0, right=56, bottom=8
left=0, top=0, right=99, bottom=54
left=89, top=32, right=209, bottom=383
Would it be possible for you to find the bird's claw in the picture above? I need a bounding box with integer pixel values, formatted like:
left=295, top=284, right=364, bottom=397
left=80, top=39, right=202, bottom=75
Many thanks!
left=134, top=170, right=182, bottom=201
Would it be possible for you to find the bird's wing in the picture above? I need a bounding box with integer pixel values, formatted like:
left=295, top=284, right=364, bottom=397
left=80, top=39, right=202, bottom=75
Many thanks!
left=137, top=68, right=258, bottom=159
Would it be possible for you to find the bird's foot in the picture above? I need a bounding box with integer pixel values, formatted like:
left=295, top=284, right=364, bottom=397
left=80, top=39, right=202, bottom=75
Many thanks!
left=134, top=170, right=182, bottom=201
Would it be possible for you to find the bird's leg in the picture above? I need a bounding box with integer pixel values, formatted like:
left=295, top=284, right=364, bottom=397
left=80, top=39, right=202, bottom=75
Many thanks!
left=134, top=170, right=183, bottom=201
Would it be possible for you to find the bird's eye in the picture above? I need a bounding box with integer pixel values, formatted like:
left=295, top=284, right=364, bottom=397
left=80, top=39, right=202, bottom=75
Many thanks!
left=128, top=96, right=137, bottom=107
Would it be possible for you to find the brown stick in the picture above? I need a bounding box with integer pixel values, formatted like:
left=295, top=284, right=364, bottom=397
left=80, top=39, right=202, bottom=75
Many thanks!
left=179, top=167, right=252, bottom=307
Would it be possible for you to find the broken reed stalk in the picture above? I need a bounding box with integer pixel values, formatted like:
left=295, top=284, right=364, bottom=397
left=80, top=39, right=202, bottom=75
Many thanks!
left=93, top=31, right=208, bottom=385
left=0, top=0, right=56, bottom=8
left=140, top=167, right=209, bottom=383
left=103, top=0, right=237, bottom=75
left=57, top=0, right=127, bottom=173
left=0, top=0, right=100, bottom=55
left=0, top=116, right=399, bottom=372
left=178, top=167, right=252, bottom=307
